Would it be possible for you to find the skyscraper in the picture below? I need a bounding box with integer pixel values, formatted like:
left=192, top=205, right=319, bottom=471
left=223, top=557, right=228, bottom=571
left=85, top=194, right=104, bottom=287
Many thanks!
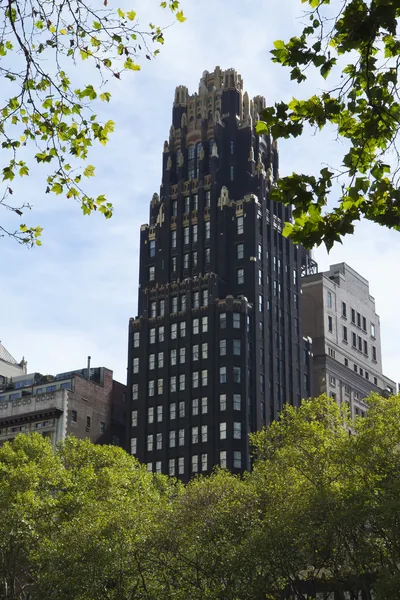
left=128, top=67, right=311, bottom=480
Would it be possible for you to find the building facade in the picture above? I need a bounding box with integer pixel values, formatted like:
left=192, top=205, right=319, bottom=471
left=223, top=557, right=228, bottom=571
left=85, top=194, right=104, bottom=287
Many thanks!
left=301, top=262, right=396, bottom=416
left=128, top=66, right=312, bottom=480
left=0, top=342, right=27, bottom=381
left=0, top=364, right=127, bottom=448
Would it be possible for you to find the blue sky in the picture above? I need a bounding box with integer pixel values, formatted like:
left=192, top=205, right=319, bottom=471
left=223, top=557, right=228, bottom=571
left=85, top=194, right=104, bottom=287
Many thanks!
left=1, top=0, right=399, bottom=385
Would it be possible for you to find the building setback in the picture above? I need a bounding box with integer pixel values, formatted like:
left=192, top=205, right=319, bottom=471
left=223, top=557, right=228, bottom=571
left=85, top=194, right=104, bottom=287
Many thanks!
left=301, top=262, right=396, bottom=416
left=128, top=66, right=312, bottom=481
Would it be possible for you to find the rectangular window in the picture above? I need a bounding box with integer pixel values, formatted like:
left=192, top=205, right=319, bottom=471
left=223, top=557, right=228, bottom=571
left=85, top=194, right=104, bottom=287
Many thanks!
left=363, top=340, right=368, bottom=355
left=170, top=349, right=177, bottom=366
left=179, top=401, right=185, bottom=418
left=171, top=323, right=177, bottom=339
left=179, top=429, right=185, bottom=446
left=357, top=312, right=361, bottom=327
left=172, top=296, right=178, bottom=313
left=193, top=318, right=199, bottom=335
left=149, top=240, right=156, bottom=257
left=158, top=326, right=164, bottom=342
left=149, top=266, right=155, bottom=281
left=343, top=326, right=348, bottom=342
left=183, top=226, right=190, bottom=245
left=237, top=216, right=244, bottom=235
left=201, top=425, right=208, bottom=443
left=220, top=451, right=227, bottom=469
left=219, top=366, right=227, bottom=384
left=220, top=422, right=227, bottom=440
left=171, top=256, right=177, bottom=272
left=358, top=336, right=362, bottom=351
left=179, top=347, right=186, bottom=364
left=180, top=322, right=186, bottom=337
left=258, top=244, right=262, bottom=261
left=192, top=372, right=199, bottom=389
left=352, top=332, right=357, bottom=347
left=329, top=375, right=336, bottom=386
left=233, top=451, right=241, bottom=469
left=192, top=455, right=198, bottom=473
left=220, top=394, right=226, bottom=411
left=157, top=378, right=163, bottom=395
left=171, top=230, right=177, bottom=248
left=205, top=191, right=211, bottom=207
left=372, top=346, right=377, bottom=361
left=183, top=253, right=189, bottom=269
left=354, top=364, right=358, bottom=373
left=179, top=374, right=185, bottom=391
left=181, top=294, right=187, bottom=312
left=233, top=313, right=240, bottom=329
left=362, top=316, right=367, bottom=331
left=237, top=268, right=244, bottom=284
left=205, top=247, right=211, bottom=263
left=172, top=200, right=177, bottom=217
left=147, top=463, right=153, bottom=473
left=184, top=196, right=190, bottom=213
left=220, top=313, right=227, bottom=329
left=342, top=302, right=347, bottom=318
left=259, top=295, right=263, bottom=313
left=131, top=410, right=138, bottom=427
left=192, top=398, right=199, bottom=415
left=205, top=221, right=211, bottom=239
left=192, top=195, right=198, bottom=211
left=201, top=397, right=208, bottom=414
left=233, top=422, right=241, bottom=439
left=237, top=243, right=244, bottom=259
left=155, top=461, right=162, bottom=473
left=233, top=339, right=241, bottom=356
left=192, top=426, right=199, bottom=444
left=219, top=339, right=226, bottom=356
left=201, top=453, right=208, bottom=472
left=170, top=376, right=176, bottom=392
left=157, top=405, right=163, bottom=423
left=71, top=409, right=77, bottom=423
left=371, top=323, right=376, bottom=338
left=233, top=366, right=241, bottom=383
left=328, top=316, right=333, bottom=332
left=351, top=308, right=356, bottom=324
left=201, top=370, right=208, bottom=387
left=148, top=380, right=155, bottom=397
left=258, top=269, right=263, bottom=286
left=192, top=224, right=198, bottom=243
left=169, top=459, right=175, bottom=476
left=133, top=358, right=139, bottom=373
left=202, top=316, right=208, bottom=333
left=178, top=457, right=184, bottom=474
left=156, top=433, right=162, bottom=450
left=233, top=393, right=241, bottom=411
left=159, top=299, right=165, bottom=317
left=158, top=352, right=164, bottom=368
left=193, top=291, right=200, bottom=308
left=150, top=301, right=156, bottom=318
left=327, top=291, right=332, bottom=308
left=202, top=289, right=208, bottom=307
left=149, top=354, right=155, bottom=370
left=132, top=384, right=138, bottom=400
left=193, top=344, right=199, bottom=361
left=147, top=434, right=153, bottom=452
left=170, top=403, right=176, bottom=420
left=131, top=438, right=137, bottom=455
left=193, top=251, right=198, bottom=267
left=202, top=343, right=208, bottom=359
left=133, top=332, right=140, bottom=347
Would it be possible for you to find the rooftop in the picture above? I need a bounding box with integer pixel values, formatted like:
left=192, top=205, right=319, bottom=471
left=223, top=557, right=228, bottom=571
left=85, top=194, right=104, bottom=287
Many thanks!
left=0, top=342, right=18, bottom=365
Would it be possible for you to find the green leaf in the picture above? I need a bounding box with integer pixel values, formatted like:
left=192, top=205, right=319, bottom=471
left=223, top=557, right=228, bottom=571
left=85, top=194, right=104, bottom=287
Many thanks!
left=176, top=10, right=186, bottom=22
left=51, top=183, right=63, bottom=194
left=127, top=10, right=137, bottom=21
left=83, top=165, right=96, bottom=177
left=99, top=92, right=111, bottom=102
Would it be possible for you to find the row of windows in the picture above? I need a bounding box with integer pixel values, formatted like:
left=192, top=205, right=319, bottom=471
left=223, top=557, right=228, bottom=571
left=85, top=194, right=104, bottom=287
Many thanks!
left=140, top=366, right=243, bottom=394
left=328, top=295, right=376, bottom=338
left=328, top=319, right=377, bottom=361
left=142, top=421, right=243, bottom=453
left=341, top=356, right=378, bottom=385
left=144, top=450, right=242, bottom=475
left=170, top=191, right=211, bottom=218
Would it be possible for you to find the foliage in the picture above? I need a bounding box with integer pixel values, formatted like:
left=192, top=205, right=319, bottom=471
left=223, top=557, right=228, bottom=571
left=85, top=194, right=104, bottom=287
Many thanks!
left=0, top=0, right=185, bottom=246
left=256, top=0, right=400, bottom=251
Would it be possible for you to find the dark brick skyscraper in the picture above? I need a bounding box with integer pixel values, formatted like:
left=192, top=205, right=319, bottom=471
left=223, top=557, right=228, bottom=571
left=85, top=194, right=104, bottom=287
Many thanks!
left=128, top=67, right=312, bottom=481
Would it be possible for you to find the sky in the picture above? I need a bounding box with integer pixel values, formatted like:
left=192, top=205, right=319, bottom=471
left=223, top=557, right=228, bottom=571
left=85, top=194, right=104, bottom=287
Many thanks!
left=1, top=0, right=399, bottom=385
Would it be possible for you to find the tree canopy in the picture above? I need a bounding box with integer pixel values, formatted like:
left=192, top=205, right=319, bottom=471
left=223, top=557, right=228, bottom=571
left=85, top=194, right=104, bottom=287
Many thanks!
left=2, top=394, right=400, bottom=599
left=0, top=0, right=185, bottom=246
left=256, top=0, right=400, bottom=251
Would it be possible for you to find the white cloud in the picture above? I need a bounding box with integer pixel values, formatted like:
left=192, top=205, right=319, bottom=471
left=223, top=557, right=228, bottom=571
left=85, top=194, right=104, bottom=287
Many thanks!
left=1, top=0, right=398, bottom=385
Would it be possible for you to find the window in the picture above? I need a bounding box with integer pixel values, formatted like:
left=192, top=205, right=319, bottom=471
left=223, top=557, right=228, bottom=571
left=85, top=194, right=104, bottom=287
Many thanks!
left=193, top=291, right=199, bottom=308
left=374, top=376, right=378, bottom=385
left=149, top=266, right=155, bottom=281
left=352, top=332, right=357, bottom=347
left=360, top=367, right=364, bottom=376
left=220, top=422, right=227, bottom=440
left=171, top=323, right=177, bottom=339
left=193, top=251, right=198, bottom=267
left=202, top=289, right=208, bottom=307
left=170, top=376, right=176, bottom=392
left=329, top=375, right=336, bottom=386
left=365, top=371, right=369, bottom=380
left=233, top=451, right=241, bottom=469
left=202, top=316, right=208, bottom=332
left=133, top=358, right=139, bottom=374
left=362, top=316, right=367, bottom=331
left=147, top=435, right=153, bottom=452
left=100, top=421, right=106, bottom=434
left=201, top=453, right=208, bottom=472
left=171, top=256, right=177, bottom=272
left=372, top=346, right=377, bottom=361
left=219, top=339, right=227, bottom=356
left=193, top=372, right=199, bottom=389
left=237, top=243, right=244, bottom=259
left=328, top=347, right=335, bottom=358
left=180, top=322, right=186, bottom=337
left=327, top=291, right=332, bottom=308
left=233, top=339, right=241, bottom=356
left=233, top=366, right=241, bottom=383
left=342, top=302, right=347, bottom=318
left=158, top=326, right=165, bottom=342
left=233, top=394, right=241, bottom=411
left=233, top=422, right=241, bottom=439
left=205, top=221, right=211, bottom=239
left=258, top=244, right=262, bottom=261
left=156, top=433, right=162, bottom=450
left=354, top=364, right=358, bottom=373
left=155, top=461, right=161, bottom=473
left=202, top=343, right=208, bottom=359
left=168, top=430, right=176, bottom=448
left=149, top=354, right=155, bottom=370
left=179, top=401, right=185, bottom=418
left=149, top=240, right=156, bottom=257
left=157, top=405, right=163, bottom=423
left=344, top=358, right=348, bottom=367
left=181, top=294, right=187, bottom=313
left=205, top=247, right=211, bottom=263
left=202, top=397, right=208, bottom=414
left=192, top=455, right=198, bottom=473
left=179, top=429, right=185, bottom=446
left=171, top=230, right=177, bottom=248
left=358, top=336, right=362, bottom=351
left=205, top=191, right=211, bottom=207
left=220, top=312, right=227, bottom=329
left=233, top=313, right=240, bottom=329
left=158, top=352, right=164, bottom=368
left=148, top=380, right=155, bottom=397
left=171, top=296, right=178, bottom=314
left=133, top=332, right=140, bottom=347
left=183, top=254, right=189, bottom=269
left=172, top=200, right=177, bottom=216
left=147, top=463, right=152, bottom=473
left=71, top=410, right=77, bottom=423
left=343, top=326, right=348, bottom=342
left=157, top=378, right=163, bottom=395
left=193, top=318, right=199, bottom=334
left=179, top=347, right=186, bottom=364
left=230, top=140, right=234, bottom=154
left=220, top=394, right=226, bottom=411
left=192, top=398, right=199, bottom=415
left=184, top=227, right=190, bottom=245
left=132, top=384, right=138, bottom=400
left=192, top=224, right=198, bottom=243
left=184, top=196, right=190, bottom=213
left=170, top=349, right=177, bottom=367
left=328, top=316, right=333, bottom=332
left=357, top=312, right=361, bottom=327
left=364, top=340, right=368, bottom=355
left=179, top=374, right=185, bottom=391
left=258, top=269, right=263, bottom=286
left=259, top=295, right=263, bottom=312
left=219, top=366, right=227, bottom=383
left=169, top=459, right=175, bottom=476
left=351, top=308, right=356, bottom=324
left=159, top=299, right=165, bottom=317
left=237, top=216, right=244, bottom=235
left=192, top=195, right=198, bottom=211
left=192, top=344, right=199, bottom=361
left=237, top=268, right=244, bottom=284
left=192, top=426, right=199, bottom=444
left=220, top=451, right=227, bottom=469
left=371, top=323, right=376, bottom=338
left=170, top=403, right=176, bottom=420
left=201, top=370, right=208, bottom=386
left=178, top=457, right=184, bottom=474
left=130, top=438, right=137, bottom=455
